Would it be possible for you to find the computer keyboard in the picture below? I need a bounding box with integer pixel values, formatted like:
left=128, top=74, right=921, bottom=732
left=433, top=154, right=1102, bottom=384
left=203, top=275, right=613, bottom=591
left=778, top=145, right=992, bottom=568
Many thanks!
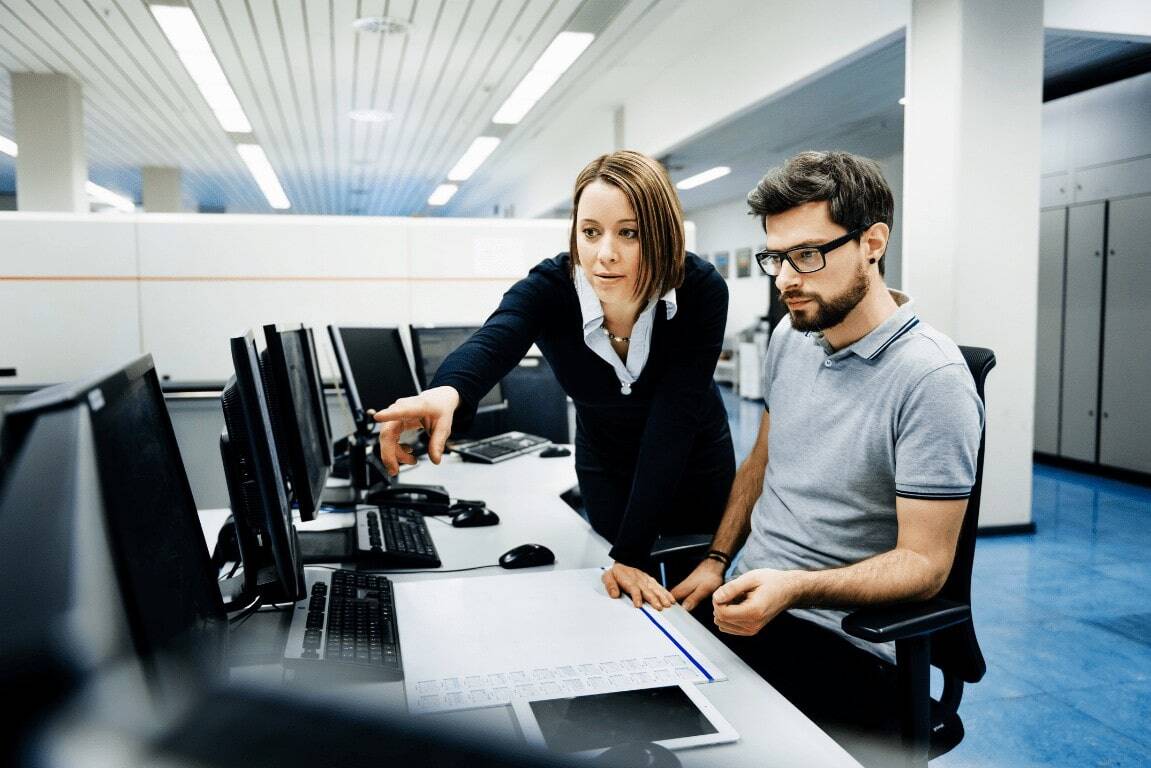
left=283, top=569, right=402, bottom=680
left=449, top=431, right=550, bottom=464
left=355, top=505, right=441, bottom=568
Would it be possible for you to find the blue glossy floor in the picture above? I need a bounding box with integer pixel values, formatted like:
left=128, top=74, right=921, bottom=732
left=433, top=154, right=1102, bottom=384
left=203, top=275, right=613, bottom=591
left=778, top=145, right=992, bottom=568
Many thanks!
left=719, top=386, right=1151, bottom=767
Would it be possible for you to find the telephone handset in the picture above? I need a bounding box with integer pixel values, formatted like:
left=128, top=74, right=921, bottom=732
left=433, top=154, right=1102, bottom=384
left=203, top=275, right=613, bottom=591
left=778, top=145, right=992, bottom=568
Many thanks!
left=369, top=484, right=450, bottom=506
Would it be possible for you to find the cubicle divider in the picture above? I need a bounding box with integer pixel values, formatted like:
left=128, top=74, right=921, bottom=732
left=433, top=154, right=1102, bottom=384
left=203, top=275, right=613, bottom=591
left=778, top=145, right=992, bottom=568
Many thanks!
left=0, top=212, right=575, bottom=385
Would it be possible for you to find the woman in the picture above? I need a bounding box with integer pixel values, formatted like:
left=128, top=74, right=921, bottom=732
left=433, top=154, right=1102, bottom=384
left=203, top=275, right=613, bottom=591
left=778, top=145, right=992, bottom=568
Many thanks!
left=375, top=150, right=735, bottom=609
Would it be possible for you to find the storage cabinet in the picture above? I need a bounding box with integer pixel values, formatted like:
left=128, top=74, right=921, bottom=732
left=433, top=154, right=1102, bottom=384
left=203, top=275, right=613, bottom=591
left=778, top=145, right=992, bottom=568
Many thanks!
left=1060, top=203, right=1105, bottom=462
left=1034, top=194, right=1151, bottom=475
left=1099, top=195, right=1151, bottom=473
left=1033, top=208, right=1065, bottom=455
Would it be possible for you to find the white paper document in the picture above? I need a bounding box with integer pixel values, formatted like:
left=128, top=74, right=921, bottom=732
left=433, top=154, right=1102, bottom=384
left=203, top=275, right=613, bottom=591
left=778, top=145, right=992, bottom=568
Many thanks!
left=394, top=568, right=725, bottom=714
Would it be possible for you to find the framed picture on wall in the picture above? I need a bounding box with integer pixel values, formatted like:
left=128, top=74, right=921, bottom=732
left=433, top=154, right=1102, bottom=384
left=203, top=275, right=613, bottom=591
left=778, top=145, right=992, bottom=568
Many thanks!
left=714, top=250, right=730, bottom=279
left=736, top=247, right=752, bottom=278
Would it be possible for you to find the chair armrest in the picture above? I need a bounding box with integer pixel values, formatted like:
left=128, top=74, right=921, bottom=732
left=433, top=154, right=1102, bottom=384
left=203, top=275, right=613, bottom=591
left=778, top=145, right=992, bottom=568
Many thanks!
left=649, top=534, right=712, bottom=561
left=841, top=598, right=970, bottom=643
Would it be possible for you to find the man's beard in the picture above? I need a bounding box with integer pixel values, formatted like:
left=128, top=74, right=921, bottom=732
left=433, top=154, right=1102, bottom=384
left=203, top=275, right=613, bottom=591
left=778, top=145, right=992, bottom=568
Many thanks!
left=782, top=263, right=869, bottom=332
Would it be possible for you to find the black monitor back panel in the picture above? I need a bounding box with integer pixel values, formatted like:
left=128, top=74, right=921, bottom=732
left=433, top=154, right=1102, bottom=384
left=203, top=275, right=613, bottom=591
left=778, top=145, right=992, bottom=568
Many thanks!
left=0, top=355, right=226, bottom=704
left=220, top=332, right=306, bottom=605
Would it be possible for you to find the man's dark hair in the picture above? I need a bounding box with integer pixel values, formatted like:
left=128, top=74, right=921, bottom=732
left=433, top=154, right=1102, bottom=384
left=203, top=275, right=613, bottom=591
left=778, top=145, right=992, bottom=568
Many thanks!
left=747, top=151, right=894, bottom=274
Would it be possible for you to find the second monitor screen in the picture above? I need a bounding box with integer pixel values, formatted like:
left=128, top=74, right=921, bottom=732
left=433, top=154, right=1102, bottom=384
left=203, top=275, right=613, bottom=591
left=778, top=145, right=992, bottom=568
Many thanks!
left=411, top=326, right=502, bottom=409
left=338, top=327, right=420, bottom=415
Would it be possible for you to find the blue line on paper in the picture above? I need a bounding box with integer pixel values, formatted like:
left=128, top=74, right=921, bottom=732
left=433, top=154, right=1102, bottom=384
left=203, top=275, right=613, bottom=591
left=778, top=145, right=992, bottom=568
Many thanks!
left=639, top=607, right=713, bottom=682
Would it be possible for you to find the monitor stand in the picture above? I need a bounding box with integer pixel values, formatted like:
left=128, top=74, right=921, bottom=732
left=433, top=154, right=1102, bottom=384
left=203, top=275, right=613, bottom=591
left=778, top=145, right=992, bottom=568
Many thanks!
left=332, top=431, right=451, bottom=514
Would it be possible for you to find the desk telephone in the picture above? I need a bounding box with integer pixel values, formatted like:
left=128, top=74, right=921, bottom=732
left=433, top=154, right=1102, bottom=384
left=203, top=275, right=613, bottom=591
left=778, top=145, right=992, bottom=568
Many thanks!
left=366, top=483, right=451, bottom=512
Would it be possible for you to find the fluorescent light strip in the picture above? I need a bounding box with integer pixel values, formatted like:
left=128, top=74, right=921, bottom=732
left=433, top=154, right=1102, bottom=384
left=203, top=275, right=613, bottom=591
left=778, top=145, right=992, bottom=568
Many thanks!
left=86, top=181, right=136, bottom=212
left=676, top=166, right=731, bottom=191
left=4, top=133, right=286, bottom=212
left=236, top=144, right=291, bottom=210
left=150, top=4, right=252, bottom=133
left=427, top=183, right=458, bottom=206
left=492, top=32, right=594, bottom=125
left=447, top=136, right=501, bottom=181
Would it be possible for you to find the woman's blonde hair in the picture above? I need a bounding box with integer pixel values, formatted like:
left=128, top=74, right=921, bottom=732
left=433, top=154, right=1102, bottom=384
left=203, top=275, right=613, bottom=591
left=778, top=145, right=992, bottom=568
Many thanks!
left=569, top=150, right=685, bottom=301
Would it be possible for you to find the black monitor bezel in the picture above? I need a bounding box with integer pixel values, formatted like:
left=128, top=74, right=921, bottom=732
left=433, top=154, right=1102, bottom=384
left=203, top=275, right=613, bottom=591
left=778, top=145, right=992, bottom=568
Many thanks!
left=0, top=354, right=227, bottom=695
left=302, top=326, right=334, bottom=467
left=327, top=324, right=368, bottom=431
left=261, top=324, right=330, bottom=522
left=327, top=324, right=420, bottom=434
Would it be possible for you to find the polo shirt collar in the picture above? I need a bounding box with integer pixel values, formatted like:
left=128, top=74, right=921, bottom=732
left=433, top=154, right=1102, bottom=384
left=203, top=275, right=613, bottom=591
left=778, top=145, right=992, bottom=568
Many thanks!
left=811, top=289, right=918, bottom=359
left=574, top=267, right=677, bottom=335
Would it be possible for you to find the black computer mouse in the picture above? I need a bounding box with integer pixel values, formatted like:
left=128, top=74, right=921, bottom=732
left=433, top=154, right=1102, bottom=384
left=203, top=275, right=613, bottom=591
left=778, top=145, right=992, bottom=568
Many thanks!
left=450, top=504, right=500, bottom=527
left=498, top=543, right=556, bottom=569
left=593, top=741, right=682, bottom=768
left=538, top=445, right=571, bottom=458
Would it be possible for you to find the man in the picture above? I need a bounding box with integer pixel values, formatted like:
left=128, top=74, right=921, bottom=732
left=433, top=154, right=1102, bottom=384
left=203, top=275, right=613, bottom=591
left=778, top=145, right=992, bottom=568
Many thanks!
left=670, top=151, right=983, bottom=759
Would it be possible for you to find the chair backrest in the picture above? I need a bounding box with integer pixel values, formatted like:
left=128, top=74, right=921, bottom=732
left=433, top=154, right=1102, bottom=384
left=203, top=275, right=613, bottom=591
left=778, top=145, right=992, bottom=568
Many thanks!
left=930, top=345, right=995, bottom=684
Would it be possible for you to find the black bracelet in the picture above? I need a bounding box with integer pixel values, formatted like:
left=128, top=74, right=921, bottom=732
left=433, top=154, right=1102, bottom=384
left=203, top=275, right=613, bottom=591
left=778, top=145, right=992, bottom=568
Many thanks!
left=705, top=549, right=731, bottom=567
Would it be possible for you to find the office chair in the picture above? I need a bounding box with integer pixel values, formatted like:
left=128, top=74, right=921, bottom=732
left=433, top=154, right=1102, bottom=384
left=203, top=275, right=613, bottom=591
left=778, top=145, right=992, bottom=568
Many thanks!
left=650, top=533, right=714, bottom=588
left=558, top=488, right=710, bottom=588
left=841, top=345, right=995, bottom=767
left=501, top=357, right=571, bottom=444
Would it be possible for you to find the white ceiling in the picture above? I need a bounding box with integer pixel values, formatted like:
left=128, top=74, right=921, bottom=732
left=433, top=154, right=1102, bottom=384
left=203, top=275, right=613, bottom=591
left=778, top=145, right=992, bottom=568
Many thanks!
left=0, top=2, right=1148, bottom=215
left=0, top=0, right=646, bottom=213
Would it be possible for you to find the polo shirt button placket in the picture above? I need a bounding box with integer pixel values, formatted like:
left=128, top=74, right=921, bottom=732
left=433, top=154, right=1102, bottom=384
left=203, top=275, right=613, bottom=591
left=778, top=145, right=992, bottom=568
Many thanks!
left=824, top=360, right=833, bottom=368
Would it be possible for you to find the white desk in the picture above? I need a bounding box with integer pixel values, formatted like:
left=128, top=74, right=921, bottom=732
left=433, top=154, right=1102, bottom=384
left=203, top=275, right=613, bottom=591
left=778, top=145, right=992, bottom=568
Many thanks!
left=211, top=450, right=860, bottom=768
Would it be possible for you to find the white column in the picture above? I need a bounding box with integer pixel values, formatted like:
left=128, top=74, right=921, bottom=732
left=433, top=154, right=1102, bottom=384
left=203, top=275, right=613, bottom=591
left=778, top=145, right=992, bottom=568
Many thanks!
left=142, top=166, right=183, bottom=212
left=11, top=73, right=87, bottom=212
left=902, top=0, right=1044, bottom=529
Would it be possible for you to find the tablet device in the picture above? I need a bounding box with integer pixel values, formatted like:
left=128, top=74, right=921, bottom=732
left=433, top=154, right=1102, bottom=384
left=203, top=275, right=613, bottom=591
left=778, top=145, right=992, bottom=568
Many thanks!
left=512, top=684, right=738, bottom=755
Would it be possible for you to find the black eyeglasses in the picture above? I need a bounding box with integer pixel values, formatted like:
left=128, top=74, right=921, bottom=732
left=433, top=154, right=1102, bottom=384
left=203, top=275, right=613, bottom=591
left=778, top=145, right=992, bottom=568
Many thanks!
left=754, top=225, right=869, bottom=276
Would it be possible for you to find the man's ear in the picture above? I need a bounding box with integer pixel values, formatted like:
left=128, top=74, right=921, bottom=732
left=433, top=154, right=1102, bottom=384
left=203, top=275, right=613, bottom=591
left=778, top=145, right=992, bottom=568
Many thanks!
left=864, top=222, right=890, bottom=264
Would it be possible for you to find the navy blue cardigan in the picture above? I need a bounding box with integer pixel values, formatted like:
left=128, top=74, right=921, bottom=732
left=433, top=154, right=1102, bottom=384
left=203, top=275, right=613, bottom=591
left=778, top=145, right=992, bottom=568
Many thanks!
left=432, top=253, right=730, bottom=566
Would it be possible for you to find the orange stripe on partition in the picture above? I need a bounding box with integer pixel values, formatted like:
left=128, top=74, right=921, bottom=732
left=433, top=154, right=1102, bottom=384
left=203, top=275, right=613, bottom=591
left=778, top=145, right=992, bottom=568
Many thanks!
left=0, top=275, right=515, bottom=283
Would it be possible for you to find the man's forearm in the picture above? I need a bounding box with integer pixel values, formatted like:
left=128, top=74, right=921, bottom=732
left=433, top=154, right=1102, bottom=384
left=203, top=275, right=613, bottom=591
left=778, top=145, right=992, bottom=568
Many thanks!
left=789, top=547, right=947, bottom=609
left=710, top=455, right=764, bottom=556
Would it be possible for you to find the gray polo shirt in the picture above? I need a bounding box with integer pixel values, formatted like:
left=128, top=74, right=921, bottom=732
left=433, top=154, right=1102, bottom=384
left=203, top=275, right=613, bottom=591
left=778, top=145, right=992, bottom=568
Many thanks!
left=733, top=291, right=984, bottom=661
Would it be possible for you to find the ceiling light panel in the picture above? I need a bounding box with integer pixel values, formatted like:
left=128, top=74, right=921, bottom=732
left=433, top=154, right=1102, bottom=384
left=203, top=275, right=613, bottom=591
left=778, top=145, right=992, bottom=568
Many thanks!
left=237, top=144, right=291, bottom=210
left=149, top=4, right=253, bottom=133
left=492, top=31, right=595, bottom=125
left=427, top=184, right=459, bottom=206
left=447, top=137, right=501, bottom=181
left=676, top=166, right=731, bottom=190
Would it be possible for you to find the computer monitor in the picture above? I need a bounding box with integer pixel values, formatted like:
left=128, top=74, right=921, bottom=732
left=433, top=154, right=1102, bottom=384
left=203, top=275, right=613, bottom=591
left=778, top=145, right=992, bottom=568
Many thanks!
left=409, top=325, right=504, bottom=410
left=327, top=325, right=420, bottom=433
left=303, top=326, right=334, bottom=467
left=219, top=331, right=306, bottom=605
left=261, top=324, right=331, bottom=522
left=0, top=355, right=226, bottom=708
